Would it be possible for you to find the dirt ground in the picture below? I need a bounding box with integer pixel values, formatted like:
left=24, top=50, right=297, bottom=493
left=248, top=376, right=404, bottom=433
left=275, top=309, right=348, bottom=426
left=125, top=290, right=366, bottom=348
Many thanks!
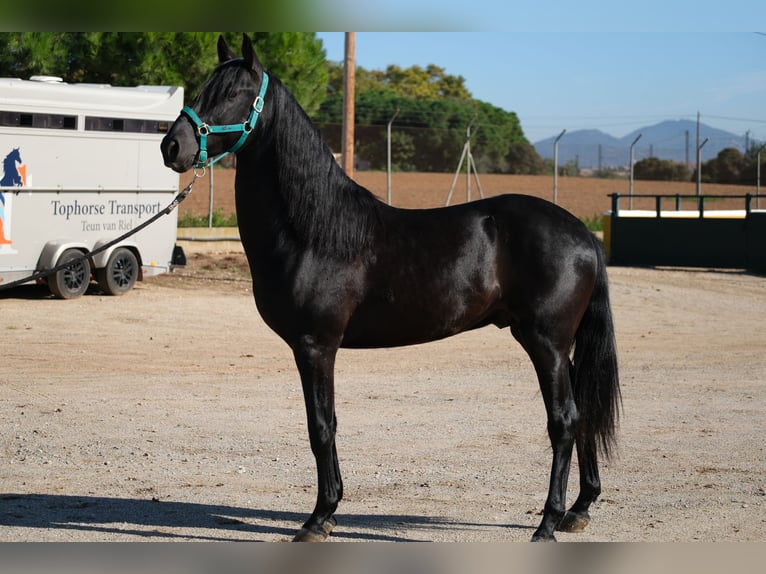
left=2, top=243, right=765, bottom=542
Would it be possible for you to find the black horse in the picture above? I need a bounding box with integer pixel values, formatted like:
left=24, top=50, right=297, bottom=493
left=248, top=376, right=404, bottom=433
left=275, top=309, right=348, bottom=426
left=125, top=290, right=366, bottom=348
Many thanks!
left=161, top=35, right=620, bottom=542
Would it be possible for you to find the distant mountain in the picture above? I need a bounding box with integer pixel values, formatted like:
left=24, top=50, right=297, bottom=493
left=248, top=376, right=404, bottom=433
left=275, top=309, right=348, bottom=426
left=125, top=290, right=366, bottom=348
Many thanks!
left=533, top=120, right=746, bottom=169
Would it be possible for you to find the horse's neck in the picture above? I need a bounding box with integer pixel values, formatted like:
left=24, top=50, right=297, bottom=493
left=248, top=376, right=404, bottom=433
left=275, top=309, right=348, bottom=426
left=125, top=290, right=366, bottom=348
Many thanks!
left=264, top=92, right=350, bottom=216
left=236, top=80, right=379, bottom=263
left=274, top=96, right=343, bottom=190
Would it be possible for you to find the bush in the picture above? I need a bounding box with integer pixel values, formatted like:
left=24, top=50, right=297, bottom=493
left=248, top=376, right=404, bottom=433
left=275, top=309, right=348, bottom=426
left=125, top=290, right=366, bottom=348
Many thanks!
left=581, top=213, right=603, bottom=232
left=178, top=209, right=237, bottom=228
left=634, top=157, right=690, bottom=181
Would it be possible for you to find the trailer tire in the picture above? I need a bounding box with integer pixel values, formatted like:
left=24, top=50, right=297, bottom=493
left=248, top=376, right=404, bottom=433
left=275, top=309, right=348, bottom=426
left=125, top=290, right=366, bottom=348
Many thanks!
left=97, top=247, right=139, bottom=296
left=48, top=249, right=91, bottom=299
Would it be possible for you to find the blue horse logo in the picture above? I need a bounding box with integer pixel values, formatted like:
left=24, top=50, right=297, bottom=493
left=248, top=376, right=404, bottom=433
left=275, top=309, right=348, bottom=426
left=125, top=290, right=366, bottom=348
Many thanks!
left=1, top=147, right=24, bottom=187
left=1, top=147, right=24, bottom=245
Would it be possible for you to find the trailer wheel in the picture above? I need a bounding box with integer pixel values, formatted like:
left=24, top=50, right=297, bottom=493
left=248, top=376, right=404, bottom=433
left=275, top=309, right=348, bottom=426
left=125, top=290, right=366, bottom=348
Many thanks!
left=48, top=249, right=91, bottom=299
left=97, top=247, right=139, bottom=296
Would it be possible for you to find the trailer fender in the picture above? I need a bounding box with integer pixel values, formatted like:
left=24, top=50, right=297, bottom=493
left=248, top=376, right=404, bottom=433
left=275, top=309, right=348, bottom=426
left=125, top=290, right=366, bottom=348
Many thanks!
left=37, top=240, right=90, bottom=271
left=91, top=240, right=143, bottom=278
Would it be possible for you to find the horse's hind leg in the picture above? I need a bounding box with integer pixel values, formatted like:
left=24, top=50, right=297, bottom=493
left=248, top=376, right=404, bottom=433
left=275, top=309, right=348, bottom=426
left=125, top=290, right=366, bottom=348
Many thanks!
left=513, top=326, right=578, bottom=542
left=292, top=336, right=343, bottom=542
left=558, top=435, right=600, bottom=533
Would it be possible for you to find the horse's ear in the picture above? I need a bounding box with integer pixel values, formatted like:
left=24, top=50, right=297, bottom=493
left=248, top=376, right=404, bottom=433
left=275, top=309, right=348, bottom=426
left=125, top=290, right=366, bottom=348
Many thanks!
left=241, top=33, right=263, bottom=73
left=217, top=35, right=236, bottom=64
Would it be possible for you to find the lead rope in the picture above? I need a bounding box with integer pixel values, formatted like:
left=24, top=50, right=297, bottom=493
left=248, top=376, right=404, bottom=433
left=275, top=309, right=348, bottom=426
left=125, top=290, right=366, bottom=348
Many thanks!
left=0, top=170, right=202, bottom=292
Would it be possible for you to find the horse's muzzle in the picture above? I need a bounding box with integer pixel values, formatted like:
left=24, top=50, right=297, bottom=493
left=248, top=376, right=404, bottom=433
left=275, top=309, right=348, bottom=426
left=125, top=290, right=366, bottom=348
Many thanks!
left=160, top=119, right=198, bottom=173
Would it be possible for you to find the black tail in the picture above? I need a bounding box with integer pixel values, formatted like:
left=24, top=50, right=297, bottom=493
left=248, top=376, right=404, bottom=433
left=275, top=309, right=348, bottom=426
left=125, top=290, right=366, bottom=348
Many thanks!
left=571, top=237, right=621, bottom=459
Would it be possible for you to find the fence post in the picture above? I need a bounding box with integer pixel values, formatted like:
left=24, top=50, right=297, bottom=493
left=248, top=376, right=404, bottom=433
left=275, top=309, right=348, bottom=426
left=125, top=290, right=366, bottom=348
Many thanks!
left=610, top=193, right=620, bottom=217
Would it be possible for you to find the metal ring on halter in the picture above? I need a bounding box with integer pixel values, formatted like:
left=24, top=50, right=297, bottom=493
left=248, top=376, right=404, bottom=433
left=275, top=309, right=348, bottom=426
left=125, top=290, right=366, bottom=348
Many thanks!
left=194, top=166, right=206, bottom=178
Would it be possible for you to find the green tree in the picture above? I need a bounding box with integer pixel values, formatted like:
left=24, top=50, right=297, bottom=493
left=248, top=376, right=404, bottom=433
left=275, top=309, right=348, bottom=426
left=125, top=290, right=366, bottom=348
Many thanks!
left=505, top=141, right=546, bottom=175
left=634, top=157, right=690, bottom=181
left=67, top=33, right=221, bottom=100
left=0, top=32, right=327, bottom=113
left=326, top=62, right=472, bottom=101
left=250, top=32, right=328, bottom=116
left=693, top=147, right=747, bottom=185
left=472, top=100, right=525, bottom=174
left=376, top=64, right=472, bottom=100
left=711, top=147, right=745, bottom=184
left=315, top=70, right=525, bottom=173
left=0, top=33, right=71, bottom=79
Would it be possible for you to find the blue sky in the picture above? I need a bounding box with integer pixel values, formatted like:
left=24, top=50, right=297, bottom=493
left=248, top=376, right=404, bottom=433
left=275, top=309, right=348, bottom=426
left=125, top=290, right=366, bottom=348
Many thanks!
left=316, top=31, right=766, bottom=145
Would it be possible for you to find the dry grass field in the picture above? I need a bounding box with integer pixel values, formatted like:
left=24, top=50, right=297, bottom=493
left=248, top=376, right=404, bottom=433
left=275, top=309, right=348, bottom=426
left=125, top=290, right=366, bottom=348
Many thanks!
left=178, top=169, right=754, bottom=224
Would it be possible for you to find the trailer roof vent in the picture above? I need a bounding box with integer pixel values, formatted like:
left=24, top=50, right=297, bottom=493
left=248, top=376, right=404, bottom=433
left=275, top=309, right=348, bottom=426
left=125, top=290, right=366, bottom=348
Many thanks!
left=29, top=75, right=64, bottom=83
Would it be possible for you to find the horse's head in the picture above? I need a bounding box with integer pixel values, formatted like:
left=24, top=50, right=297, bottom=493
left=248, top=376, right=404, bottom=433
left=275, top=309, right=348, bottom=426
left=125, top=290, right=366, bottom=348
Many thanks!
left=161, top=34, right=269, bottom=173
left=5, top=147, right=22, bottom=164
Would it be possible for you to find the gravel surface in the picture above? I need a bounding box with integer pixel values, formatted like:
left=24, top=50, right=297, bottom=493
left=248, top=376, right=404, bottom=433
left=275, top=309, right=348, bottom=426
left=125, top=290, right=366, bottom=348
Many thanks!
left=1, top=253, right=765, bottom=542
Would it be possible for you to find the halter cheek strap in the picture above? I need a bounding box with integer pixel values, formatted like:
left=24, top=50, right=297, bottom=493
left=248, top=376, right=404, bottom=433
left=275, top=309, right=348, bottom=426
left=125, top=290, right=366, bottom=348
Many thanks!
left=181, top=71, right=269, bottom=169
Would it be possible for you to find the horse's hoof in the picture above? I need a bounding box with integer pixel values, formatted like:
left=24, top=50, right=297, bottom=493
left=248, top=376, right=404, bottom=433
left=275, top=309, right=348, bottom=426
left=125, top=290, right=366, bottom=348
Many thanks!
left=293, top=528, right=327, bottom=542
left=557, top=511, right=591, bottom=533
left=292, top=527, right=329, bottom=542
left=292, top=516, right=337, bottom=542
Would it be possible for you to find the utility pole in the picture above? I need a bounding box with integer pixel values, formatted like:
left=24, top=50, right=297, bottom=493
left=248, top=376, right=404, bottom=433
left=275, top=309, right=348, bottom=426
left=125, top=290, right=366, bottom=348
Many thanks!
left=696, top=111, right=700, bottom=171
left=696, top=137, right=708, bottom=197
left=553, top=129, right=566, bottom=205
left=341, top=32, right=355, bottom=178
left=598, top=144, right=602, bottom=172
left=386, top=108, right=399, bottom=205
left=629, top=133, right=642, bottom=209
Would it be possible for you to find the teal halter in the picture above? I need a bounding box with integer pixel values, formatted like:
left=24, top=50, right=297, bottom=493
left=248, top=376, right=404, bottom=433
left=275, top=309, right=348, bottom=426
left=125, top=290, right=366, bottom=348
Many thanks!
left=181, top=71, right=269, bottom=168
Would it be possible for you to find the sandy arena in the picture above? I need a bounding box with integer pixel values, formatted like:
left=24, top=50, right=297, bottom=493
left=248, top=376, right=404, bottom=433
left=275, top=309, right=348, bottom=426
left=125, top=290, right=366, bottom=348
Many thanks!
left=2, top=241, right=764, bottom=541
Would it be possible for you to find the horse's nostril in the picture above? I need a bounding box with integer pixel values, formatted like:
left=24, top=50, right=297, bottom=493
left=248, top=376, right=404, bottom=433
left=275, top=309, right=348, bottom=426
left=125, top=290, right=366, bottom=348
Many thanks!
left=162, top=137, right=179, bottom=163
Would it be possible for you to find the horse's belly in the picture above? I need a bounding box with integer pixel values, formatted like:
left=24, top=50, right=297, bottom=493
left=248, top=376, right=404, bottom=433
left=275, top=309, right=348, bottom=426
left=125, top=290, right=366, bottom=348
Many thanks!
left=341, top=289, right=506, bottom=349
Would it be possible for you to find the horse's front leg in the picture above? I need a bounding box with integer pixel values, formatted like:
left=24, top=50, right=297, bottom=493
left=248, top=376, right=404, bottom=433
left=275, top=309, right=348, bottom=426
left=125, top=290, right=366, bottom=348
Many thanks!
left=292, top=335, right=343, bottom=542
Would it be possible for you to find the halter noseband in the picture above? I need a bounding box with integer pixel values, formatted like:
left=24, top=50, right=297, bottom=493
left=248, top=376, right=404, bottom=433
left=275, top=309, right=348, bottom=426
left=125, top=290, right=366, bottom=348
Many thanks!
left=181, top=71, right=269, bottom=169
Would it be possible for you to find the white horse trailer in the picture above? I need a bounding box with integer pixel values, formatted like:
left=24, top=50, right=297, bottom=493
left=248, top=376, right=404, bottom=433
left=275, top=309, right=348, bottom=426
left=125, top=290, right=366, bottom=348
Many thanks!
left=0, top=76, right=186, bottom=298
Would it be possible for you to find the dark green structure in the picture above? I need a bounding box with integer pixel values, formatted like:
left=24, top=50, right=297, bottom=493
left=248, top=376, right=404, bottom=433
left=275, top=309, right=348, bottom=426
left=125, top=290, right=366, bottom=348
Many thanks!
left=604, top=194, right=766, bottom=272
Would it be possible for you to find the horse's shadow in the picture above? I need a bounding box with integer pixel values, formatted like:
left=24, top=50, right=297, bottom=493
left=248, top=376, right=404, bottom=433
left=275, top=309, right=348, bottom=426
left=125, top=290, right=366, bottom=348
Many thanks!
left=0, top=493, right=532, bottom=542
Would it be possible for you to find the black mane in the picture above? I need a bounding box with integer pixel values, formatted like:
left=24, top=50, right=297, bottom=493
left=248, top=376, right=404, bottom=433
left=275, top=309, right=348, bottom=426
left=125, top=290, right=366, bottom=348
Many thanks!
left=268, top=74, right=382, bottom=260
